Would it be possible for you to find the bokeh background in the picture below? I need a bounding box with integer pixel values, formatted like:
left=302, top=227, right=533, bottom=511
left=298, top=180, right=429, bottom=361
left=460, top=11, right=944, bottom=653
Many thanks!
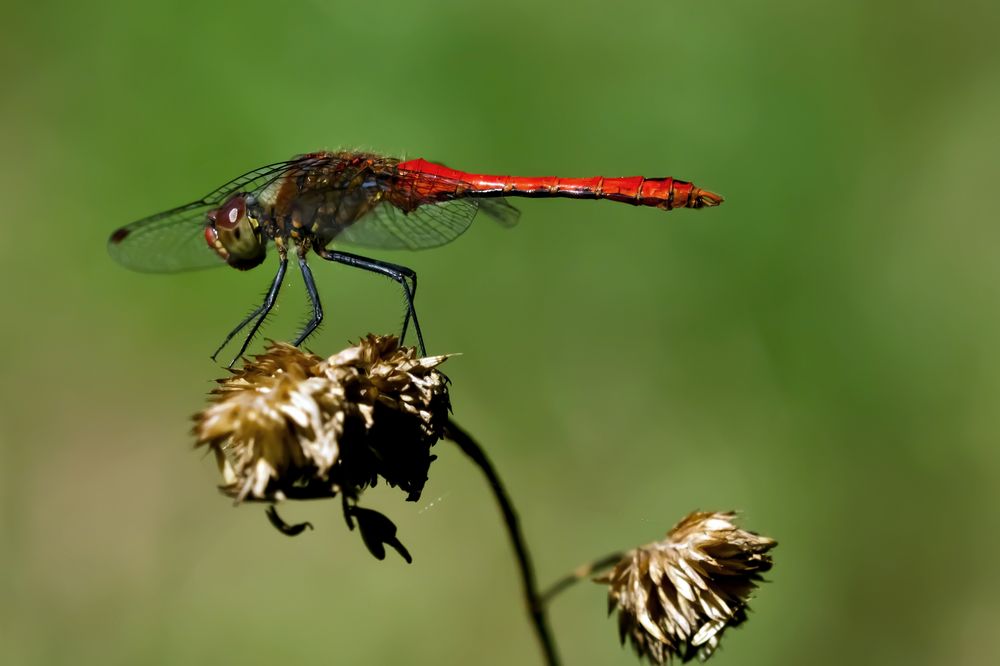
left=2, top=1, right=999, bottom=664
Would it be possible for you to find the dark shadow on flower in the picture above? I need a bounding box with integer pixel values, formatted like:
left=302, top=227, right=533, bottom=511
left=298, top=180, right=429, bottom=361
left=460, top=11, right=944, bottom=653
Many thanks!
left=349, top=505, right=413, bottom=564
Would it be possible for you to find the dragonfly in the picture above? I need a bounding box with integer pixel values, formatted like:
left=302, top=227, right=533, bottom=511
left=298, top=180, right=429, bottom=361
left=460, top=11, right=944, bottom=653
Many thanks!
left=108, top=150, right=723, bottom=366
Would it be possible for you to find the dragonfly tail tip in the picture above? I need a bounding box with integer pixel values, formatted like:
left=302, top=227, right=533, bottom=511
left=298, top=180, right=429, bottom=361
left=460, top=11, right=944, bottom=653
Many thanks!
left=693, top=188, right=724, bottom=208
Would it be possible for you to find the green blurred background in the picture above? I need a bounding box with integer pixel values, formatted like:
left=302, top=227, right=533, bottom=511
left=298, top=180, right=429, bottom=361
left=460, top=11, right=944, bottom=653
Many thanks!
left=2, top=0, right=999, bottom=663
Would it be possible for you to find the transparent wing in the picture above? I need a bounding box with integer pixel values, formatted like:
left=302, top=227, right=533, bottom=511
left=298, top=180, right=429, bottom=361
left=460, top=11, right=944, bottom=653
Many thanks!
left=334, top=197, right=520, bottom=251
left=478, top=198, right=521, bottom=228
left=107, top=156, right=325, bottom=273
left=107, top=202, right=222, bottom=272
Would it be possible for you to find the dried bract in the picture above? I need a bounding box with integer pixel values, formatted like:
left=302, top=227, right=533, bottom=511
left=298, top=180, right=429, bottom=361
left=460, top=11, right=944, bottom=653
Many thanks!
left=192, top=335, right=451, bottom=504
left=596, top=511, right=776, bottom=664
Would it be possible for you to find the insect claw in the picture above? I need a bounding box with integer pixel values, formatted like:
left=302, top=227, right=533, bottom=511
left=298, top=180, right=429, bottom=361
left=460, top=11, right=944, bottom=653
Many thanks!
left=265, top=505, right=314, bottom=537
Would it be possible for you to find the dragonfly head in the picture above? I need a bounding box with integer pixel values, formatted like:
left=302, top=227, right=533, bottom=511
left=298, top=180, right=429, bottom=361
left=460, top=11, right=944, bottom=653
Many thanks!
left=205, top=194, right=266, bottom=270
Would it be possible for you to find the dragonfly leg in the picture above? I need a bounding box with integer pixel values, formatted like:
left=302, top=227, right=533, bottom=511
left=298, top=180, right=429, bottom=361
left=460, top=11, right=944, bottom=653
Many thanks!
left=210, top=305, right=266, bottom=362
left=213, top=251, right=288, bottom=368
left=399, top=269, right=417, bottom=344
left=316, top=248, right=425, bottom=355
left=265, top=505, right=313, bottom=537
left=293, top=254, right=323, bottom=346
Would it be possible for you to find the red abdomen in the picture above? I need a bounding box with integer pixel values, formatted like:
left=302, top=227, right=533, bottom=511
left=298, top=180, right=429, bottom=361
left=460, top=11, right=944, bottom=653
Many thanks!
left=395, top=158, right=723, bottom=211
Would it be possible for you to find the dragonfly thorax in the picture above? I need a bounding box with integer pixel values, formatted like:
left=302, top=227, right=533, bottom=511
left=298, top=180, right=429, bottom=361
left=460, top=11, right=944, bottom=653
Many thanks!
left=205, top=194, right=266, bottom=270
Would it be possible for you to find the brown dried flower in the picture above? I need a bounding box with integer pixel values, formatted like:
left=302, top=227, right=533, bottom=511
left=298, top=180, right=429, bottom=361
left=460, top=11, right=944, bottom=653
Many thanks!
left=192, top=335, right=451, bottom=505
left=596, top=511, right=776, bottom=664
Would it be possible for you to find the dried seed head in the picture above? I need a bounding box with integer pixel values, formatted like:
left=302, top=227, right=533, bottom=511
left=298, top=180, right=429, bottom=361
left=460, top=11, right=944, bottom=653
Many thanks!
left=596, top=511, right=776, bottom=664
left=192, top=335, right=451, bottom=504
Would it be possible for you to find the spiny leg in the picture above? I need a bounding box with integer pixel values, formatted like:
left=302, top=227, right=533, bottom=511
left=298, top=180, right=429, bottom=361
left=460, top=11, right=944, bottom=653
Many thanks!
left=398, top=267, right=418, bottom=344
left=228, top=253, right=287, bottom=367
left=293, top=248, right=324, bottom=346
left=211, top=305, right=266, bottom=362
left=316, top=248, right=426, bottom=355
left=215, top=244, right=288, bottom=368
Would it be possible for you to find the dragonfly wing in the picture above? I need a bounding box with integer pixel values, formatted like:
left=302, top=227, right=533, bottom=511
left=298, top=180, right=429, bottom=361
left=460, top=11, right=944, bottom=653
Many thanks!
left=477, top=198, right=521, bottom=227
left=108, top=156, right=325, bottom=273
left=108, top=202, right=223, bottom=273
left=335, top=199, right=478, bottom=250
left=334, top=197, right=520, bottom=251
left=199, top=157, right=318, bottom=203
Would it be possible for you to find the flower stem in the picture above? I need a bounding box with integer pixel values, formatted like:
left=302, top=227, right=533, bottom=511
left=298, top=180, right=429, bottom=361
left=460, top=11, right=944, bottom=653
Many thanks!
left=444, top=419, right=560, bottom=666
left=540, top=552, right=624, bottom=605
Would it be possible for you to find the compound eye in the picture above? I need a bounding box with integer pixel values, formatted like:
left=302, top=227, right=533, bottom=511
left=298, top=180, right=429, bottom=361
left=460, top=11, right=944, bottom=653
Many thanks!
left=204, top=224, right=228, bottom=262
left=215, top=196, right=246, bottom=230
left=204, top=194, right=264, bottom=269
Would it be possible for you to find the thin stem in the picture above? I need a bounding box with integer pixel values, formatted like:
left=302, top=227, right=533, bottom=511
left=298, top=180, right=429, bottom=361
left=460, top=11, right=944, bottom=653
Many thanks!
left=444, top=419, right=560, bottom=666
left=540, top=552, right=624, bottom=605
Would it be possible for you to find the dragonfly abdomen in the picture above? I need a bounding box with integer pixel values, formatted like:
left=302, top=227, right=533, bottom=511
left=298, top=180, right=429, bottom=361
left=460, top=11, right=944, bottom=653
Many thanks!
left=396, top=158, right=723, bottom=211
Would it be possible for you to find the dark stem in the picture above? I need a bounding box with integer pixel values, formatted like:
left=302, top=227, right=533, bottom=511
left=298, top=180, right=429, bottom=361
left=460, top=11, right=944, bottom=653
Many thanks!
left=540, top=552, right=624, bottom=605
left=444, top=419, right=560, bottom=666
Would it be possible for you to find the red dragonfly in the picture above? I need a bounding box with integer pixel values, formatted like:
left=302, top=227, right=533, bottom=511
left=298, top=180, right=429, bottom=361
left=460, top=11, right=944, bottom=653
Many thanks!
left=109, top=151, right=723, bottom=365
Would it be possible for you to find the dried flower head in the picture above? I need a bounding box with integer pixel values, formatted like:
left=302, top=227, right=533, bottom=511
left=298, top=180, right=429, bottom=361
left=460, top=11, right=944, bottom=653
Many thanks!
left=596, top=511, right=776, bottom=664
left=192, top=335, right=451, bottom=505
